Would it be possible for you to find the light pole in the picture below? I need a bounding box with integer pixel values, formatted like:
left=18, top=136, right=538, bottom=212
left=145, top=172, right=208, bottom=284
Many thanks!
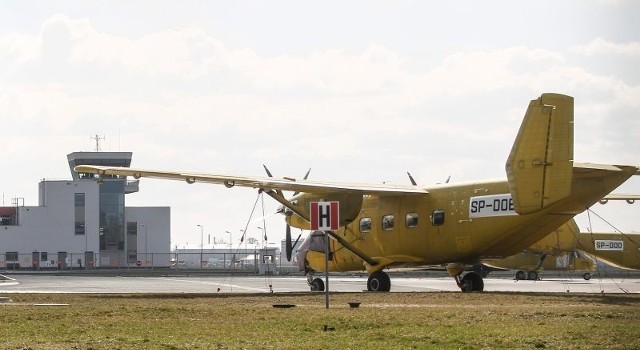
left=197, top=224, right=203, bottom=269
left=225, top=230, right=232, bottom=248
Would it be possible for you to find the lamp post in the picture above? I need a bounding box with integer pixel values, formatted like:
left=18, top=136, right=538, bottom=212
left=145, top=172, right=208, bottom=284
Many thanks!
left=225, top=230, right=232, bottom=248
left=197, top=224, right=203, bottom=269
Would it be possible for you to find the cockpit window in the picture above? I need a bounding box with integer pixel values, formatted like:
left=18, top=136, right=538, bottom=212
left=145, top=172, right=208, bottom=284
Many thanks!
left=405, top=213, right=418, bottom=228
left=382, top=215, right=395, bottom=231
left=359, top=217, right=372, bottom=232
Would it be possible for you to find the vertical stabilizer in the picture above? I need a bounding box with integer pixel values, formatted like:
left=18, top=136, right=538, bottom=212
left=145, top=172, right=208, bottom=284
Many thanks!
left=506, top=93, right=574, bottom=214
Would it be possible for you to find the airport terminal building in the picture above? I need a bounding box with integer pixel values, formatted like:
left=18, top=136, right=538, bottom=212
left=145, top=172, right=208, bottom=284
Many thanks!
left=0, top=151, right=170, bottom=270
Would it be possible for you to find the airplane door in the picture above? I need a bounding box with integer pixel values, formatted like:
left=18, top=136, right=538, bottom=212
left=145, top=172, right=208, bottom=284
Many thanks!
left=453, top=191, right=473, bottom=254
left=57, top=252, right=67, bottom=270
left=31, top=251, right=40, bottom=270
left=85, top=251, right=94, bottom=270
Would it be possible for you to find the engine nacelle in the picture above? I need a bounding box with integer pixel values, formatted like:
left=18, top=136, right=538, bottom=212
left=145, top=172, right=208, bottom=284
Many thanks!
left=285, top=192, right=363, bottom=230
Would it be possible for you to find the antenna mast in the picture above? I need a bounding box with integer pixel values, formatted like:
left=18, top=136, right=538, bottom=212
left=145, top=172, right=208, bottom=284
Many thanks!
left=91, top=134, right=105, bottom=152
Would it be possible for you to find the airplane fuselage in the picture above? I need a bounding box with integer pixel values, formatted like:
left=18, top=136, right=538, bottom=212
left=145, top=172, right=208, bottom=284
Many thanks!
left=577, top=232, right=640, bottom=270
left=297, top=165, right=637, bottom=274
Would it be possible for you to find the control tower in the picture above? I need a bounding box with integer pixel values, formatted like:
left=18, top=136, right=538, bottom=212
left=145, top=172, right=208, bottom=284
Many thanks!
left=67, top=151, right=139, bottom=194
left=67, top=151, right=139, bottom=265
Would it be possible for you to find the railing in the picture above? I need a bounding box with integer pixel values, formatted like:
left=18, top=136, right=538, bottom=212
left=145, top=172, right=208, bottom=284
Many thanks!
left=0, top=252, right=299, bottom=274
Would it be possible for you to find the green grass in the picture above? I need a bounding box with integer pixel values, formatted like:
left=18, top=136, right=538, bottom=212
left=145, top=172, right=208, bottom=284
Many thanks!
left=1, top=292, right=639, bottom=349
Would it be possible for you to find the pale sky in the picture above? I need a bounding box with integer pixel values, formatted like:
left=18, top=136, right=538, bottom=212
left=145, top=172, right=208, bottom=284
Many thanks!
left=1, top=1, right=639, bottom=249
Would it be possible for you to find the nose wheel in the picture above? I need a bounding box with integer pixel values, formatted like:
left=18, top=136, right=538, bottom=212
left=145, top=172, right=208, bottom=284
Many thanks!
left=456, top=272, right=484, bottom=292
left=308, top=277, right=325, bottom=291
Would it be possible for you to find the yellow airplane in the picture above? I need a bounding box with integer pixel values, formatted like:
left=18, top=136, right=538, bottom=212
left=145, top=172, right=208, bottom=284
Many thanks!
left=485, top=194, right=639, bottom=282
left=485, top=251, right=595, bottom=281
left=483, top=220, right=595, bottom=281
left=75, top=93, right=639, bottom=292
left=576, top=232, right=640, bottom=270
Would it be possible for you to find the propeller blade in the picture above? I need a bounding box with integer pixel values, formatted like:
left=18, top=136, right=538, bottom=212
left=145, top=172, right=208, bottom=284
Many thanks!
left=263, top=164, right=284, bottom=197
left=292, top=233, right=302, bottom=252
left=407, top=171, right=417, bottom=186
left=293, top=168, right=312, bottom=196
left=302, top=168, right=311, bottom=180
left=285, top=224, right=293, bottom=262
left=262, top=164, right=274, bottom=177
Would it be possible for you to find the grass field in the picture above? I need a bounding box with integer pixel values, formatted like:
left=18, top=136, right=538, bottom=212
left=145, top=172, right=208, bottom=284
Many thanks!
left=1, top=292, right=639, bottom=349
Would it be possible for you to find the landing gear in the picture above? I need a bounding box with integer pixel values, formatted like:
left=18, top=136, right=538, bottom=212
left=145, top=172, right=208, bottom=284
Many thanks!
left=515, top=270, right=539, bottom=280
left=308, top=277, right=325, bottom=291
left=367, top=271, right=391, bottom=292
left=456, top=272, right=484, bottom=292
left=448, top=264, right=484, bottom=292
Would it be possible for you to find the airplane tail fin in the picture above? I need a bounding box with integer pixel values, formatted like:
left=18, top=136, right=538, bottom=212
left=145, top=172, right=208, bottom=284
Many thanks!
left=506, top=93, right=574, bottom=214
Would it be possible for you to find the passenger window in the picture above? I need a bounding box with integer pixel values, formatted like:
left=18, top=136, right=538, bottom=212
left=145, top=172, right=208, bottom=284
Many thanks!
left=431, top=210, right=445, bottom=226
left=359, top=217, right=372, bottom=232
left=405, top=213, right=418, bottom=228
left=382, top=215, right=395, bottom=231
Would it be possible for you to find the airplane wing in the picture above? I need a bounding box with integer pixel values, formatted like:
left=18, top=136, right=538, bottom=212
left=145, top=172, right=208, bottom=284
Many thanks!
left=74, top=165, right=429, bottom=195
left=599, top=193, right=640, bottom=204
left=601, top=193, right=640, bottom=201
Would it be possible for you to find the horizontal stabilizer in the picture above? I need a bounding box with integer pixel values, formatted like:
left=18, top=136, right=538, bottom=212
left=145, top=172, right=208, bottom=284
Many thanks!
left=506, top=93, right=574, bottom=214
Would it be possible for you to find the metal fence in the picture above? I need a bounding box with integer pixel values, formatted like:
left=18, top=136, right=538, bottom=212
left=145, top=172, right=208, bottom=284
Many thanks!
left=0, top=251, right=299, bottom=274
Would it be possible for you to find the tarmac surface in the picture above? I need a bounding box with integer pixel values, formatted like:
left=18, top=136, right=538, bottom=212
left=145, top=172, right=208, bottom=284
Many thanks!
left=1, top=272, right=639, bottom=294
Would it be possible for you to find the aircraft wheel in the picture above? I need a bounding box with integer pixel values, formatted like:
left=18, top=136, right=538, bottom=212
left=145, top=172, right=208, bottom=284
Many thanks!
left=310, top=278, right=325, bottom=292
left=583, top=273, right=591, bottom=281
left=527, top=271, right=539, bottom=280
left=515, top=270, right=526, bottom=280
left=460, top=272, right=484, bottom=292
left=367, top=271, right=391, bottom=292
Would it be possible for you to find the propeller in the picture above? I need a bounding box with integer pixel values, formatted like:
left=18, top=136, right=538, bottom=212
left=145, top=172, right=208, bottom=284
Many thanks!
left=263, top=164, right=284, bottom=197
left=292, top=167, right=311, bottom=196
left=409, top=172, right=452, bottom=185
left=264, top=164, right=310, bottom=262
left=285, top=223, right=292, bottom=261
left=284, top=217, right=303, bottom=262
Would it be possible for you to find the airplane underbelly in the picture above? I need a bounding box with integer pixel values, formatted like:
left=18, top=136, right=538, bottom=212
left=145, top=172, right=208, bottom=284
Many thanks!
left=305, top=250, right=364, bottom=273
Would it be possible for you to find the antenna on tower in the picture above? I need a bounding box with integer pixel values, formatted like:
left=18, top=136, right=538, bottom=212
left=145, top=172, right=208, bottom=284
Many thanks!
left=91, top=133, right=105, bottom=152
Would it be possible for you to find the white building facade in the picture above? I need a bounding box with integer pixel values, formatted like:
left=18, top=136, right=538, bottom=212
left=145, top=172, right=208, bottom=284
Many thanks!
left=0, top=152, right=171, bottom=270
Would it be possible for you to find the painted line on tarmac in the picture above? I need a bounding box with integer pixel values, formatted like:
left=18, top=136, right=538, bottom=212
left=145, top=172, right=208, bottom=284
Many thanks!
left=0, top=274, right=19, bottom=286
left=154, top=277, right=274, bottom=293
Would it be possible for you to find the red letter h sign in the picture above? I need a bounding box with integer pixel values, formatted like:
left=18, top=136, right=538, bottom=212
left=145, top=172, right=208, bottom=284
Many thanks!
left=310, top=201, right=339, bottom=231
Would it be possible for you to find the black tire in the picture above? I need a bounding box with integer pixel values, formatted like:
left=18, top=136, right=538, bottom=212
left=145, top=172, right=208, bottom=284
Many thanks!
left=311, top=278, right=325, bottom=292
left=461, top=272, right=484, bottom=292
left=527, top=271, right=539, bottom=281
left=515, top=270, right=526, bottom=280
left=583, top=273, right=591, bottom=281
left=367, top=271, right=391, bottom=292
